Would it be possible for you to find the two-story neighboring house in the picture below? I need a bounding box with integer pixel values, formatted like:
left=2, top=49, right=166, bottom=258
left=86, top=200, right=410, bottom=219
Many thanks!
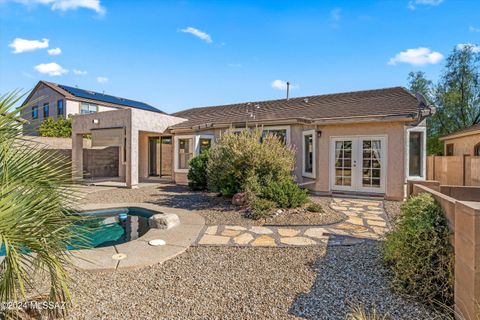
left=21, top=81, right=164, bottom=135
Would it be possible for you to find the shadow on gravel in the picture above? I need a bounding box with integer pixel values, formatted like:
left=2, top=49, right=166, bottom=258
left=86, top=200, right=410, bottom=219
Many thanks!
left=289, top=239, right=446, bottom=320
left=148, top=184, right=233, bottom=211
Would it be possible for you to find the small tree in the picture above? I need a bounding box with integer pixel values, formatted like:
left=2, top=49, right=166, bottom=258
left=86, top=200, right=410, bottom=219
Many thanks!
left=38, top=116, right=72, bottom=138
left=188, top=149, right=210, bottom=191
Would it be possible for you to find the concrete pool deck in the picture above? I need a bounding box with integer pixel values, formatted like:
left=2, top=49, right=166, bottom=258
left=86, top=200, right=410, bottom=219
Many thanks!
left=70, top=202, right=205, bottom=271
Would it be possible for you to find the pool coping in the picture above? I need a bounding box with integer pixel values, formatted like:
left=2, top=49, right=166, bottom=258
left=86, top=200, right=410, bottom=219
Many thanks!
left=69, top=203, right=205, bottom=271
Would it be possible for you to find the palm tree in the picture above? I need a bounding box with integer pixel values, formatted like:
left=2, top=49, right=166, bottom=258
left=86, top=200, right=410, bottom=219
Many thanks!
left=0, top=91, right=82, bottom=318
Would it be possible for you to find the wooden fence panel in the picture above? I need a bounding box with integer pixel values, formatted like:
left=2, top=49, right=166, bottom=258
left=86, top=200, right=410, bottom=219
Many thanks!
left=428, top=155, right=480, bottom=186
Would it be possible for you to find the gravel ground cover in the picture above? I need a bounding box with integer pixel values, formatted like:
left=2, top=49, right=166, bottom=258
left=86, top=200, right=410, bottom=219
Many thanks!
left=82, top=184, right=345, bottom=226
left=291, top=241, right=447, bottom=320
left=68, top=246, right=322, bottom=320
left=383, top=200, right=403, bottom=225
left=65, top=243, right=446, bottom=319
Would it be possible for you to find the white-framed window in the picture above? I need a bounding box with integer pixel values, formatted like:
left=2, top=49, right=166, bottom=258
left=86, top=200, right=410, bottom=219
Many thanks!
left=302, top=129, right=316, bottom=178
left=261, top=125, right=291, bottom=145
left=406, top=127, right=426, bottom=180
left=174, top=135, right=194, bottom=172
left=196, top=134, right=214, bottom=154
left=80, top=103, right=98, bottom=114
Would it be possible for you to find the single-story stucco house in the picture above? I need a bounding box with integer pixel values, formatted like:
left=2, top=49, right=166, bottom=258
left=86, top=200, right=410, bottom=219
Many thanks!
left=440, top=123, right=480, bottom=156
left=22, top=81, right=434, bottom=200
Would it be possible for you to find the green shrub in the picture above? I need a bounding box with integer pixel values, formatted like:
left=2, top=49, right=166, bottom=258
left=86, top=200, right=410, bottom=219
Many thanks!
left=250, top=198, right=275, bottom=220
left=260, top=180, right=309, bottom=208
left=383, top=193, right=454, bottom=306
left=187, top=149, right=210, bottom=190
left=38, top=116, right=72, bottom=137
left=306, top=201, right=323, bottom=213
left=207, top=129, right=295, bottom=197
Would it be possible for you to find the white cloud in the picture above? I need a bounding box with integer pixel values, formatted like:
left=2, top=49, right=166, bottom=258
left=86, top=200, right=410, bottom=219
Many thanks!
left=408, top=0, right=443, bottom=10
left=96, top=76, right=108, bottom=83
left=457, top=43, right=480, bottom=53
left=469, top=26, right=480, bottom=33
left=34, top=62, right=68, bottom=76
left=47, top=47, right=61, bottom=55
left=73, top=69, right=87, bottom=75
left=9, top=38, right=49, bottom=53
left=180, top=27, right=212, bottom=43
left=388, top=47, right=443, bottom=66
left=271, top=80, right=298, bottom=91
left=11, top=0, right=105, bottom=14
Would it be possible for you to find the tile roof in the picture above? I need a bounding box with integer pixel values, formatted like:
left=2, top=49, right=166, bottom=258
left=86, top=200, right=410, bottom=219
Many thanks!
left=40, top=81, right=164, bottom=113
left=171, top=87, right=422, bottom=129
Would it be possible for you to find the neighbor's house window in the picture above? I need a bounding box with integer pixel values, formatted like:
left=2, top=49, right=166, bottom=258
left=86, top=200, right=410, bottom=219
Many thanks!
left=302, top=129, right=316, bottom=178
left=261, top=126, right=291, bottom=145
left=80, top=102, right=98, bottom=114
left=57, top=99, right=64, bottom=116
left=43, top=103, right=49, bottom=118
left=177, top=137, right=193, bottom=170
left=407, top=128, right=426, bottom=179
left=446, top=143, right=454, bottom=156
left=474, top=143, right=480, bottom=156
left=32, top=106, right=38, bottom=119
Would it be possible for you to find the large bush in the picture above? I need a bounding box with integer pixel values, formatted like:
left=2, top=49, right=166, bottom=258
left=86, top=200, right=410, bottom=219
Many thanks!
left=207, top=129, right=296, bottom=197
left=383, top=193, right=454, bottom=306
left=188, top=149, right=210, bottom=190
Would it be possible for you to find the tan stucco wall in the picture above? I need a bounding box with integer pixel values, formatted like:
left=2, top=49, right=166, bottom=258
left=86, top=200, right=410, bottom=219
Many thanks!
left=443, top=133, right=480, bottom=156
left=314, top=121, right=406, bottom=200
left=176, top=121, right=409, bottom=199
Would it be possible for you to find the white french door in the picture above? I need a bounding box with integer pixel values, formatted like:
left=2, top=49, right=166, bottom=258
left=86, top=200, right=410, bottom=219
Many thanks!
left=330, top=136, right=386, bottom=194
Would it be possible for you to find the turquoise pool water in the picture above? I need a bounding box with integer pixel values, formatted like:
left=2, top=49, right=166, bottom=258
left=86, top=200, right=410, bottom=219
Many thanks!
left=0, top=207, right=155, bottom=255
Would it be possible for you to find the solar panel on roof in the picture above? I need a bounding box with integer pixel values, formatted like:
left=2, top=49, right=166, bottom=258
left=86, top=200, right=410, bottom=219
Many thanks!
left=58, top=84, right=164, bottom=113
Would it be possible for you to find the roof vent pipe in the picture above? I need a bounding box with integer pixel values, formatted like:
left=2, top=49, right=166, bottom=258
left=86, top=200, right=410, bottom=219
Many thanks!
left=286, top=82, right=290, bottom=100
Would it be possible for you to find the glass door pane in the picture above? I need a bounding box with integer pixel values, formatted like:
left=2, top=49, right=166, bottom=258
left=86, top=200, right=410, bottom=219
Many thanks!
left=361, top=139, right=381, bottom=188
left=148, top=137, right=159, bottom=176
left=334, top=140, right=353, bottom=187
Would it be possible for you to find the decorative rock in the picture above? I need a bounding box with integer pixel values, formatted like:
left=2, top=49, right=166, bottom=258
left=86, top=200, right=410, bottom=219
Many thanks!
left=225, top=225, right=246, bottom=231
left=204, top=226, right=218, bottom=235
left=148, top=213, right=180, bottom=229
left=304, top=228, right=328, bottom=239
left=249, top=226, right=273, bottom=235
left=222, top=229, right=241, bottom=237
left=232, top=193, right=246, bottom=206
left=234, top=233, right=254, bottom=245
left=347, top=217, right=364, bottom=225
left=198, top=235, right=230, bottom=245
left=367, top=219, right=387, bottom=227
left=280, top=237, right=317, bottom=246
left=278, top=228, right=299, bottom=237
left=251, top=235, right=276, bottom=246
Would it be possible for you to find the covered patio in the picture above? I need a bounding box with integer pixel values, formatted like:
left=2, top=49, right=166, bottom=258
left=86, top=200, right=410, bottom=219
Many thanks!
left=71, top=108, right=185, bottom=188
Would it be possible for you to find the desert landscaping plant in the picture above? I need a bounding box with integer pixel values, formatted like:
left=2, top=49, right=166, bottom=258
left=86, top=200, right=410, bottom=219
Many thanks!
left=345, top=304, right=387, bottom=320
left=249, top=198, right=276, bottom=220
left=306, top=201, right=324, bottom=213
left=0, top=91, right=82, bottom=318
left=38, top=116, right=72, bottom=138
left=187, top=149, right=210, bottom=191
left=260, top=179, right=308, bottom=208
left=383, top=193, right=454, bottom=307
left=207, top=128, right=296, bottom=197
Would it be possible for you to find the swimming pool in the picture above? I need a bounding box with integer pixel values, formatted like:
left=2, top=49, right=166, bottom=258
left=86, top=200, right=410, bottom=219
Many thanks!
left=77, top=207, right=156, bottom=248
left=0, top=207, right=157, bottom=256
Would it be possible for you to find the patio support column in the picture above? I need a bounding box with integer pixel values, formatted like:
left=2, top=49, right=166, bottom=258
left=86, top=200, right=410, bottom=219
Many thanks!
left=118, top=147, right=125, bottom=178
left=72, top=133, right=83, bottom=180
left=126, top=128, right=139, bottom=188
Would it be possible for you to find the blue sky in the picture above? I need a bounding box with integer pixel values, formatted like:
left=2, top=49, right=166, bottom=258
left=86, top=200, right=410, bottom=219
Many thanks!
left=0, top=0, right=479, bottom=113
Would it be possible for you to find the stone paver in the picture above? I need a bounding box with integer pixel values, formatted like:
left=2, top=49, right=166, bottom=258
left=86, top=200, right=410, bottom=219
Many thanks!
left=251, top=235, right=276, bottom=247
left=195, top=197, right=390, bottom=247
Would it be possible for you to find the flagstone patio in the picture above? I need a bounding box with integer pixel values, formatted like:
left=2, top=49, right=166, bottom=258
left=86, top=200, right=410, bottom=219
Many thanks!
left=195, top=198, right=389, bottom=247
